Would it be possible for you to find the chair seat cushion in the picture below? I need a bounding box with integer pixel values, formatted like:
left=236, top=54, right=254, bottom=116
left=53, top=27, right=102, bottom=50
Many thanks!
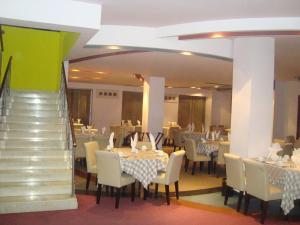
left=189, top=154, right=210, bottom=162
left=152, top=172, right=167, bottom=185
left=120, top=173, right=135, bottom=187
left=89, top=165, right=97, bottom=174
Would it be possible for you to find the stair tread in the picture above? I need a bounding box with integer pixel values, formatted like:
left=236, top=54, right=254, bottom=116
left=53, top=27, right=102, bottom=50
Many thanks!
left=0, top=180, right=71, bottom=188
left=0, top=194, right=74, bottom=203
left=0, top=169, right=72, bottom=174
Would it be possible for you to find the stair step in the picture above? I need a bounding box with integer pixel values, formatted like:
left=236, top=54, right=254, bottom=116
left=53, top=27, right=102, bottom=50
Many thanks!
left=0, top=181, right=72, bottom=197
left=0, top=130, right=65, bottom=140
left=10, top=90, right=59, bottom=99
left=0, top=140, right=66, bottom=149
left=0, top=123, right=65, bottom=132
left=2, top=102, right=61, bottom=110
left=0, top=194, right=77, bottom=214
left=4, top=109, right=63, bottom=117
left=0, top=169, right=72, bottom=182
left=0, top=150, right=71, bottom=159
left=0, top=115, right=66, bottom=124
left=7, top=96, right=60, bottom=104
left=0, top=158, right=71, bottom=170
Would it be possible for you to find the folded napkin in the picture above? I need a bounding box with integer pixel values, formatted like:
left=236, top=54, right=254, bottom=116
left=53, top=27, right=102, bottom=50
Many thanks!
left=201, top=137, right=207, bottom=143
left=267, top=143, right=282, bottom=161
left=186, top=123, right=191, bottom=133
left=292, top=155, right=300, bottom=164
left=212, top=131, right=216, bottom=141
left=128, top=120, right=132, bottom=126
left=206, top=131, right=210, bottom=140
left=216, top=131, right=221, bottom=140
left=137, top=120, right=141, bottom=125
left=293, top=148, right=300, bottom=156
left=202, top=124, right=205, bottom=133
left=227, top=132, right=231, bottom=141
left=101, top=127, right=106, bottom=135
left=191, top=123, right=195, bottom=132
left=149, top=133, right=157, bottom=150
left=131, top=133, right=138, bottom=153
left=107, top=132, right=114, bottom=150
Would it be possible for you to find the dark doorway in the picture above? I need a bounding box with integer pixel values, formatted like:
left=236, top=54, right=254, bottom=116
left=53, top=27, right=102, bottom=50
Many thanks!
left=122, top=91, right=143, bottom=125
left=297, top=95, right=300, bottom=139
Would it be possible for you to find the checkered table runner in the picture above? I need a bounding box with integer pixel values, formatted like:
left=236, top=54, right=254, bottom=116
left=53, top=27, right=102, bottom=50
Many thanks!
left=197, top=142, right=219, bottom=156
left=120, top=156, right=168, bottom=188
left=266, top=164, right=300, bottom=215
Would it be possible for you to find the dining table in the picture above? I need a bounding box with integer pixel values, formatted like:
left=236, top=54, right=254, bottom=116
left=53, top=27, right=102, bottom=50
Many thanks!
left=265, top=161, right=300, bottom=215
left=112, top=148, right=169, bottom=188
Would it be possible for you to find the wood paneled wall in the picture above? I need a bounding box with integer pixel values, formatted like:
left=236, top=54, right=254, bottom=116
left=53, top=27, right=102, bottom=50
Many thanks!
left=122, top=91, right=143, bottom=125
left=178, top=95, right=206, bottom=132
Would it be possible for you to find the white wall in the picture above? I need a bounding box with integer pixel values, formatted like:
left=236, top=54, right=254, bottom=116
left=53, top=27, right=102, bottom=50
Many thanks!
left=273, top=80, right=300, bottom=138
left=68, top=82, right=230, bottom=128
left=211, top=90, right=232, bottom=127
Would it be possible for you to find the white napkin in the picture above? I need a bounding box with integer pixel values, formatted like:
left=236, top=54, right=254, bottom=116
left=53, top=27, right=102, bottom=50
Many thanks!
left=191, top=123, right=195, bottom=132
left=101, top=127, right=106, bottom=135
left=292, top=155, right=300, bottom=164
left=107, top=132, right=114, bottom=150
left=149, top=133, right=157, bottom=150
left=131, top=133, right=138, bottom=153
left=216, top=131, right=221, bottom=140
left=202, top=124, right=205, bottom=133
left=128, top=120, right=132, bottom=126
left=186, top=123, right=191, bottom=133
left=267, top=143, right=282, bottom=161
left=293, top=148, right=300, bottom=156
left=227, top=132, right=231, bottom=141
left=206, top=131, right=210, bottom=140
left=201, top=137, right=207, bottom=143
left=137, top=120, right=141, bottom=125
left=212, top=131, right=216, bottom=141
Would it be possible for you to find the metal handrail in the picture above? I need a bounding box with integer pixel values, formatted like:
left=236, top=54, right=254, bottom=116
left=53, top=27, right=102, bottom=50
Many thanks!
left=0, top=25, right=4, bottom=52
left=0, top=56, right=12, bottom=116
left=60, top=62, right=76, bottom=197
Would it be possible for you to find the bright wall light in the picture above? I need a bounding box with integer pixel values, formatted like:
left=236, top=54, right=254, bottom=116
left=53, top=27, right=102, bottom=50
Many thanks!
left=181, top=51, right=193, bottom=56
left=108, top=46, right=121, bottom=50
left=71, top=69, right=80, bottom=72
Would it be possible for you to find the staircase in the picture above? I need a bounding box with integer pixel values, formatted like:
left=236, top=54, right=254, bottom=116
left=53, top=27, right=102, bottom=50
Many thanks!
left=0, top=89, right=78, bottom=214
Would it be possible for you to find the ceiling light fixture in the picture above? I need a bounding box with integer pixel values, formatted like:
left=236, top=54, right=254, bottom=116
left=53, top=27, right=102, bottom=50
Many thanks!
left=167, top=86, right=173, bottom=89
left=71, top=76, right=79, bottom=79
left=134, top=73, right=144, bottom=82
left=93, top=77, right=101, bottom=80
left=181, top=51, right=193, bottom=56
left=71, top=69, right=80, bottom=72
left=108, top=45, right=121, bottom=50
left=214, top=85, right=220, bottom=88
left=197, top=87, right=202, bottom=90
left=190, top=86, right=196, bottom=89
left=211, top=33, right=224, bottom=38
left=96, top=71, right=104, bottom=74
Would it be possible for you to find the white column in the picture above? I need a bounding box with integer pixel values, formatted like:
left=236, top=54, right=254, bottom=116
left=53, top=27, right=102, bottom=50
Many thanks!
left=230, top=37, right=275, bottom=158
left=142, top=76, right=165, bottom=145
left=63, top=60, right=69, bottom=84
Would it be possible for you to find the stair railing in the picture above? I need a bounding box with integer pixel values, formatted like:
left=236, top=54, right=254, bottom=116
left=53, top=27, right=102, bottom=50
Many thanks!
left=0, top=56, right=12, bottom=116
left=60, top=63, right=77, bottom=197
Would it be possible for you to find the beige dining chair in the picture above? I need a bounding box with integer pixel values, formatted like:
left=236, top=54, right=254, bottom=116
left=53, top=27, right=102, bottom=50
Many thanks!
left=294, top=139, right=300, bottom=148
left=84, top=141, right=99, bottom=193
left=152, top=150, right=185, bottom=205
left=243, top=158, right=282, bottom=224
left=184, top=138, right=211, bottom=175
left=223, top=153, right=245, bottom=212
left=136, top=141, right=152, bottom=150
left=109, top=125, right=124, bottom=147
left=173, top=130, right=185, bottom=152
left=95, top=151, right=136, bottom=209
left=215, top=141, right=230, bottom=177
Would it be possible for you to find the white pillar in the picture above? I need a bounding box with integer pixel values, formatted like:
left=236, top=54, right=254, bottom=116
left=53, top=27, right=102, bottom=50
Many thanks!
left=63, top=60, right=69, bottom=84
left=230, top=37, right=275, bottom=158
left=142, top=76, right=165, bottom=145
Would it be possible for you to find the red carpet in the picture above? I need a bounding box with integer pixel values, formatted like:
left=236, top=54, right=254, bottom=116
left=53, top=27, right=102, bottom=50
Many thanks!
left=0, top=194, right=299, bottom=225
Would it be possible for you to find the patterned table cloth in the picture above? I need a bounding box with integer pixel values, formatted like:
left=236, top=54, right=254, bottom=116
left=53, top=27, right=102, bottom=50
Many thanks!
left=266, top=163, right=300, bottom=215
left=197, top=141, right=219, bottom=156
left=116, top=148, right=169, bottom=188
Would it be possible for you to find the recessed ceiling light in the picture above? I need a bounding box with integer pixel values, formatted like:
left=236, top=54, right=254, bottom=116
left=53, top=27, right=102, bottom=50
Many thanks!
left=167, top=86, right=173, bottom=89
left=181, top=51, right=193, bottom=56
left=214, top=85, right=220, bottom=88
left=211, top=33, right=224, bottom=38
left=108, top=45, right=121, bottom=50
left=71, top=76, right=79, bottom=79
left=71, top=69, right=80, bottom=72
left=93, top=77, right=101, bottom=80
left=97, top=71, right=104, bottom=74
left=197, top=87, right=202, bottom=90
left=190, top=86, right=196, bottom=89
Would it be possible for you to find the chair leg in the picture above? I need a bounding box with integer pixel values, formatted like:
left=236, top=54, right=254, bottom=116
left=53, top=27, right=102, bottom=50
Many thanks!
left=115, top=188, right=121, bottom=209
left=224, top=184, right=229, bottom=205
left=138, top=182, right=141, bottom=197
left=174, top=181, right=179, bottom=200
left=200, top=161, right=204, bottom=171
left=208, top=161, right=211, bottom=174
left=244, top=192, right=250, bottom=215
left=95, top=175, right=97, bottom=185
left=192, top=162, right=197, bottom=175
left=185, top=158, right=189, bottom=172
left=261, top=200, right=268, bottom=224
left=131, top=183, right=135, bottom=202
left=143, top=187, right=148, bottom=200
left=96, top=184, right=102, bottom=204
left=155, top=183, right=159, bottom=198
left=237, top=191, right=243, bottom=212
left=105, top=185, right=109, bottom=195
left=173, top=146, right=176, bottom=152
left=165, top=185, right=170, bottom=205
left=86, top=172, right=91, bottom=193
left=110, top=187, right=114, bottom=196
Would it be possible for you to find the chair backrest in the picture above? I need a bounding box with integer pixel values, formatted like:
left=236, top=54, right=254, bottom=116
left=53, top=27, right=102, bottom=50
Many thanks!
left=165, top=150, right=185, bottom=184
left=224, top=153, right=245, bottom=191
left=109, top=125, right=124, bottom=147
left=84, top=141, right=99, bottom=173
left=169, top=127, right=180, bottom=139
left=217, top=142, right=230, bottom=165
left=136, top=141, right=152, bottom=150
left=243, top=158, right=269, bottom=201
left=285, top=135, right=296, bottom=144
left=184, top=138, right=197, bottom=160
left=95, top=151, right=123, bottom=187
left=294, top=139, right=300, bottom=149
left=174, top=131, right=185, bottom=147
left=277, top=143, right=294, bottom=157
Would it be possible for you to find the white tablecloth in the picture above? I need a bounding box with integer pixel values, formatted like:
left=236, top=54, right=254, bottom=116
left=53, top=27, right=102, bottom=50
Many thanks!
left=116, top=148, right=168, bottom=188
left=266, top=163, right=300, bottom=215
left=197, top=141, right=219, bottom=156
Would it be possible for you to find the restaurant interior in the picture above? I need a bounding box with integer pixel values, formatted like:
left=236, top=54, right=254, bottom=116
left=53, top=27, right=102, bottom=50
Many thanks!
left=1, top=1, right=300, bottom=225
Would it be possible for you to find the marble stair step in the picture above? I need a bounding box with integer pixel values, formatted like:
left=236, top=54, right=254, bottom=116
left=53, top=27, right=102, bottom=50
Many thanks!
left=0, top=115, right=66, bottom=124
left=0, top=149, right=71, bottom=159
left=0, top=180, right=72, bottom=197
left=4, top=109, right=63, bottom=118
left=0, top=139, right=66, bottom=149
left=0, top=123, right=65, bottom=132
left=2, top=102, right=61, bottom=110
left=0, top=158, right=71, bottom=170
left=0, top=130, right=65, bottom=140
left=6, top=96, right=60, bottom=104
left=0, top=194, right=78, bottom=214
left=10, top=90, right=59, bottom=99
left=0, top=169, right=72, bottom=182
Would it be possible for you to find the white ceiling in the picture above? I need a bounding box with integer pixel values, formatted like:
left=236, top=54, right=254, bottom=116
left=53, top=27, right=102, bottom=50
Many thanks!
left=69, top=0, right=300, bottom=87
